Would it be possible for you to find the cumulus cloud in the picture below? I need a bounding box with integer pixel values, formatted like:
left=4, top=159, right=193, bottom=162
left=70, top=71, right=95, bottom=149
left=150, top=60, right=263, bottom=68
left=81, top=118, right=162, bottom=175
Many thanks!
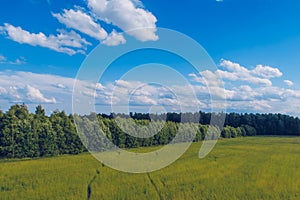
left=95, top=83, right=105, bottom=90
left=251, top=64, right=282, bottom=78
left=52, top=8, right=108, bottom=41
left=101, top=30, right=126, bottom=46
left=219, top=59, right=280, bottom=86
left=190, top=60, right=278, bottom=87
left=1, top=0, right=159, bottom=54
left=187, top=59, right=300, bottom=115
left=0, top=23, right=91, bottom=55
left=88, top=0, right=158, bottom=41
left=26, top=85, right=56, bottom=103
left=189, top=70, right=224, bottom=87
left=53, top=8, right=127, bottom=46
left=130, top=95, right=157, bottom=106
left=284, top=80, right=294, bottom=87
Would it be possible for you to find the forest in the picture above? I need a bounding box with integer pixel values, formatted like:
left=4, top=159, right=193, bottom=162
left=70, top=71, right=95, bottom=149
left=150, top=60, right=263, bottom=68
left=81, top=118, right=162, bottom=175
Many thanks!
left=0, top=104, right=299, bottom=159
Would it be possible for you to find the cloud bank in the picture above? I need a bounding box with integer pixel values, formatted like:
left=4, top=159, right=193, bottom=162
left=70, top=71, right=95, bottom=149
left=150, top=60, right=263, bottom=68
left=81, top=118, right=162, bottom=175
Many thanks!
left=0, top=59, right=299, bottom=116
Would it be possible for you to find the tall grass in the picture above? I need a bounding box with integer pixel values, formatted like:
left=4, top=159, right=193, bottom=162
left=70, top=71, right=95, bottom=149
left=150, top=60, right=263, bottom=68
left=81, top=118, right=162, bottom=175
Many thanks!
left=0, top=153, right=101, bottom=199
left=1, top=137, right=300, bottom=199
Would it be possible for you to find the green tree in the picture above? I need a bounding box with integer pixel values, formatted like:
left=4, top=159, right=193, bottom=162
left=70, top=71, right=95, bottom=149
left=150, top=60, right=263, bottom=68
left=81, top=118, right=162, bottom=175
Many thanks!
left=33, top=105, right=58, bottom=156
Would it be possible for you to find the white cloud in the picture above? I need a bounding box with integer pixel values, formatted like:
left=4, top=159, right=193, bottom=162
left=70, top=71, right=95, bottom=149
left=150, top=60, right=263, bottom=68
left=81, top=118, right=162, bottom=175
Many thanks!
left=88, top=0, right=158, bottom=41
left=1, top=0, right=159, bottom=54
left=52, top=8, right=108, bottom=41
left=0, top=71, right=74, bottom=104
left=52, top=7, right=127, bottom=46
left=95, top=83, right=105, bottom=90
left=187, top=59, right=300, bottom=115
left=13, top=57, right=26, bottom=65
left=189, top=60, right=276, bottom=86
left=0, top=86, right=7, bottom=95
left=189, top=70, right=224, bottom=87
left=231, top=85, right=259, bottom=101
left=0, top=54, right=26, bottom=65
left=220, top=59, right=248, bottom=73
left=8, top=57, right=26, bottom=65
left=92, top=80, right=203, bottom=112
left=219, top=59, right=275, bottom=86
left=102, top=30, right=126, bottom=46
left=7, top=86, right=21, bottom=100
left=0, top=23, right=91, bottom=55
left=0, top=55, right=6, bottom=61
left=130, top=95, right=157, bottom=105
left=226, top=100, right=272, bottom=112
left=284, top=80, right=294, bottom=87
left=26, top=85, right=56, bottom=103
left=0, top=68, right=300, bottom=116
left=54, top=83, right=66, bottom=89
left=251, top=64, right=282, bottom=78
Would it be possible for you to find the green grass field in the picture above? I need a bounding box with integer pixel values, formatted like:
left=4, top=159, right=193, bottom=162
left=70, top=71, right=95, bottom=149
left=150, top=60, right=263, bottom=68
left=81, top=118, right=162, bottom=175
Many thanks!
left=1, top=137, right=300, bottom=200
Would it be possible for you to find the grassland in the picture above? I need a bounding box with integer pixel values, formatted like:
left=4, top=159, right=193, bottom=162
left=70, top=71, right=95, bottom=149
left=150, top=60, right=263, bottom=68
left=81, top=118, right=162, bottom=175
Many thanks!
left=1, top=137, right=300, bottom=200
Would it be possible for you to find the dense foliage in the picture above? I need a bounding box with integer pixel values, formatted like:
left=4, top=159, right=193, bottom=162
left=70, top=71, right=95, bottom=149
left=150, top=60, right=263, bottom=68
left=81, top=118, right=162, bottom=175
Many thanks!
left=0, top=104, right=299, bottom=158
left=0, top=104, right=85, bottom=158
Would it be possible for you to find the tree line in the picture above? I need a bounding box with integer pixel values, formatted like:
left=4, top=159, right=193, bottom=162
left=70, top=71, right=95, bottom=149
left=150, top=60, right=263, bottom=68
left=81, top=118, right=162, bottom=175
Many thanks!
left=0, top=104, right=299, bottom=159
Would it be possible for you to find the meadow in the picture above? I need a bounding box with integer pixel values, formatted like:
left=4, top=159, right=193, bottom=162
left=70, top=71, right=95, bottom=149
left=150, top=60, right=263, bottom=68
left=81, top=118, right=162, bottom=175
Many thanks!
left=1, top=137, right=300, bottom=200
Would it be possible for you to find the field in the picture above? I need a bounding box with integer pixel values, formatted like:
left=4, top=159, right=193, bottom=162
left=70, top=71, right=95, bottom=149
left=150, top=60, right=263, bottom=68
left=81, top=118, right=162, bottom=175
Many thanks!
left=1, top=137, right=300, bottom=200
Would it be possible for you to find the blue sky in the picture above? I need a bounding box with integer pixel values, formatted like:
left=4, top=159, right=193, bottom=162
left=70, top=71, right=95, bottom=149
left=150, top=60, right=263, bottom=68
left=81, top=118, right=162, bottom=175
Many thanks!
left=0, top=0, right=300, bottom=115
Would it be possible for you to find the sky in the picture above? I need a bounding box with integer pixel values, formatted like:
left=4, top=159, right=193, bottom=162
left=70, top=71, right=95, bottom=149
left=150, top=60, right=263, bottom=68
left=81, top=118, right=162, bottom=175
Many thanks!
left=0, top=0, right=300, bottom=116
